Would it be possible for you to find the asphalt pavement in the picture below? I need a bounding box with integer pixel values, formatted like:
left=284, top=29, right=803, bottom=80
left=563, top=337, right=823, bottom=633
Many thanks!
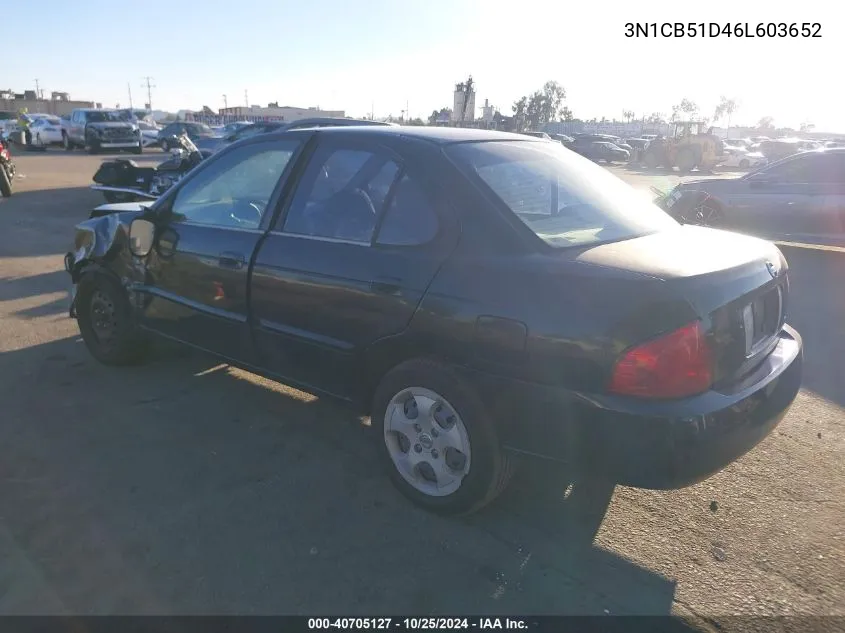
left=0, top=150, right=842, bottom=625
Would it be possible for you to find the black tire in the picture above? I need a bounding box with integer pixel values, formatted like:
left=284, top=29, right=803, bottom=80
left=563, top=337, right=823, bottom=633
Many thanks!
left=739, top=158, right=750, bottom=169
left=75, top=272, right=147, bottom=366
left=133, top=142, right=143, bottom=155
left=87, top=138, right=100, bottom=154
left=372, top=358, right=513, bottom=516
left=63, top=132, right=73, bottom=151
left=0, top=166, right=12, bottom=197
left=675, top=148, right=696, bottom=172
left=643, top=151, right=660, bottom=170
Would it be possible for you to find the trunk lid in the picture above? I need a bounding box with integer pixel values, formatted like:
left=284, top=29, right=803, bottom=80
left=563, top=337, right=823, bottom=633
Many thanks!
left=574, top=225, right=789, bottom=388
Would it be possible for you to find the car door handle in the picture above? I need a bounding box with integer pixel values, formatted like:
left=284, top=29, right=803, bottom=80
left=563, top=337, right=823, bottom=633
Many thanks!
left=218, top=252, right=245, bottom=270
left=370, top=276, right=402, bottom=294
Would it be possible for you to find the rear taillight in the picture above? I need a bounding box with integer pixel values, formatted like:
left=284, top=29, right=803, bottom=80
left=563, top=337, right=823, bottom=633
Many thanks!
left=609, top=321, right=713, bottom=399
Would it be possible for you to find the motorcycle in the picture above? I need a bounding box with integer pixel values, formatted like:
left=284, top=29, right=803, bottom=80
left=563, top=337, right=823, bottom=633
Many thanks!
left=0, top=133, right=16, bottom=197
left=90, top=132, right=211, bottom=203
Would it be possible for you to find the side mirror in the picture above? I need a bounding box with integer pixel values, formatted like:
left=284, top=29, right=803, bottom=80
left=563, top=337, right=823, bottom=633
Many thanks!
left=129, top=218, right=155, bottom=257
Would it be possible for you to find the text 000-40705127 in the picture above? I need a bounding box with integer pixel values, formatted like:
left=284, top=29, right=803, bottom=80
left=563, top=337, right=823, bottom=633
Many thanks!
left=624, top=22, right=822, bottom=38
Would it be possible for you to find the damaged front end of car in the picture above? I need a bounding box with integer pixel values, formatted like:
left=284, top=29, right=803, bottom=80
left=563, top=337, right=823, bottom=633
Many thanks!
left=65, top=203, right=152, bottom=318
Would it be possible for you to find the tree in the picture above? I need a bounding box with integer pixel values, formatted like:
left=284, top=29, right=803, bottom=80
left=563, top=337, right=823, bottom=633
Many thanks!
left=757, top=116, right=775, bottom=130
left=672, top=97, right=698, bottom=121
left=713, top=97, right=738, bottom=137
left=622, top=110, right=636, bottom=123
left=512, top=96, right=528, bottom=130
left=428, top=107, right=452, bottom=125
left=800, top=121, right=815, bottom=133
left=406, top=117, right=426, bottom=126
left=512, top=81, right=569, bottom=131
left=646, top=112, right=665, bottom=124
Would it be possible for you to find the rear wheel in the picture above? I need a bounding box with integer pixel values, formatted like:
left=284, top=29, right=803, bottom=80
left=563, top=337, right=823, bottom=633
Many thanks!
left=0, top=166, right=12, bottom=197
left=76, top=272, right=147, bottom=366
left=643, top=151, right=660, bottom=170
left=86, top=137, right=100, bottom=154
left=372, top=359, right=513, bottom=516
left=63, top=132, right=73, bottom=151
left=739, top=158, right=750, bottom=169
left=676, top=148, right=696, bottom=172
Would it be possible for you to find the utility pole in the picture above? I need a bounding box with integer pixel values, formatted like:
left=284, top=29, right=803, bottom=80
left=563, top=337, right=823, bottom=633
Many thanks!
left=244, top=89, right=249, bottom=108
left=127, top=83, right=133, bottom=109
left=223, top=94, right=228, bottom=110
left=35, top=79, right=41, bottom=100
left=371, top=100, right=374, bottom=121
left=141, top=76, right=156, bottom=110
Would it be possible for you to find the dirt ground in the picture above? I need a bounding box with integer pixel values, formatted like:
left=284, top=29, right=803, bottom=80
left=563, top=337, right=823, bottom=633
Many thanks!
left=0, top=149, right=843, bottom=627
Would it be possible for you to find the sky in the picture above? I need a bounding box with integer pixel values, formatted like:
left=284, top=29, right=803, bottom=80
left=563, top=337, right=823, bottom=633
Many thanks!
left=7, top=0, right=843, bottom=132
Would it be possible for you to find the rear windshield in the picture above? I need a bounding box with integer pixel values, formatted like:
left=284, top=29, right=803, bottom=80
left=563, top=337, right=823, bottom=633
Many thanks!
left=447, top=140, right=677, bottom=248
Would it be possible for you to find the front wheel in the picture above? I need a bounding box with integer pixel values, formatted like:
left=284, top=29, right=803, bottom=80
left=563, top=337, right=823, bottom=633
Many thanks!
left=86, top=138, right=100, bottom=154
left=372, top=359, right=513, bottom=516
left=0, top=166, right=12, bottom=197
left=76, top=272, right=147, bottom=365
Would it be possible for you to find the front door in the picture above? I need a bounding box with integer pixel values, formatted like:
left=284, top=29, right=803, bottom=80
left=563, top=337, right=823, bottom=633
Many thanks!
left=250, top=137, right=457, bottom=398
left=138, top=138, right=302, bottom=362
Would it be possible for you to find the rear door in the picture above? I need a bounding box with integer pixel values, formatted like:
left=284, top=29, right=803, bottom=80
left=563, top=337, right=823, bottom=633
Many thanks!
left=250, top=136, right=458, bottom=398
left=138, top=137, right=303, bottom=362
left=721, top=153, right=819, bottom=239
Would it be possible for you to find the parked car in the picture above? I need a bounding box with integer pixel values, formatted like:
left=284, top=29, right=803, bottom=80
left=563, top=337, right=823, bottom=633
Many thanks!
left=65, top=127, right=802, bottom=516
left=63, top=108, right=142, bottom=154
left=719, top=145, right=767, bottom=170
left=521, top=131, right=552, bottom=140
left=657, top=148, right=845, bottom=244
left=218, top=121, right=254, bottom=136
left=573, top=133, right=632, bottom=154
left=580, top=141, right=630, bottom=163
left=28, top=115, right=65, bottom=146
left=157, top=122, right=220, bottom=152
left=203, top=118, right=394, bottom=153
left=0, top=110, right=18, bottom=136
left=136, top=120, right=162, bottom=148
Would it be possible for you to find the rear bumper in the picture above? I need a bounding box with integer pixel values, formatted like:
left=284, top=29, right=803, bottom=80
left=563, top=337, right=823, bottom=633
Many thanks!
left=468, top=325, right=803, bottom=489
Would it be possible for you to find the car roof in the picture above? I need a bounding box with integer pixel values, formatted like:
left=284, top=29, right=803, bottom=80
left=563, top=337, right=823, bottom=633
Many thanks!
left=272, top=125, right=545, bottom=145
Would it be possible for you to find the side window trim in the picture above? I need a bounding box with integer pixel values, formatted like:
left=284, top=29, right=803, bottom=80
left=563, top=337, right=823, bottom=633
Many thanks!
left=369, top=165, right=407, bottom=246
left=371, top=168, right=444, bottom=249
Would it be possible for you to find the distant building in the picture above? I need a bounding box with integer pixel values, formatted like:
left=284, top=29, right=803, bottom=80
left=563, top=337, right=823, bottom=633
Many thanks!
left=216, top=104, right=345, bottom=121
left=0, top=88, right=95, bottom=116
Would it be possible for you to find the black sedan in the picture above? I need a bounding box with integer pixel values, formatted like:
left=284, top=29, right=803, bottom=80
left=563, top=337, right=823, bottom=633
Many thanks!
left=658, top=148, right=845, bottom=245
left=579, top=141, right=630, bottom=163
left=158, top=121, right=219, bottom=152
left=65, top=127, right=803, bottom=516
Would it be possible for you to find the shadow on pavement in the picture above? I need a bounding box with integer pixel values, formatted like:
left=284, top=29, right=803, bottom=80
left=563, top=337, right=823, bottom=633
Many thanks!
left=0, top=186, right=101, bottom=259
left=0, top=335, right=695, bottom=621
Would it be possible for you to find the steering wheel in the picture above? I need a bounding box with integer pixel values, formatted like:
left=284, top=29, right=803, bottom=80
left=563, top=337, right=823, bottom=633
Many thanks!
left=229, top=200, right=263, bottom=228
